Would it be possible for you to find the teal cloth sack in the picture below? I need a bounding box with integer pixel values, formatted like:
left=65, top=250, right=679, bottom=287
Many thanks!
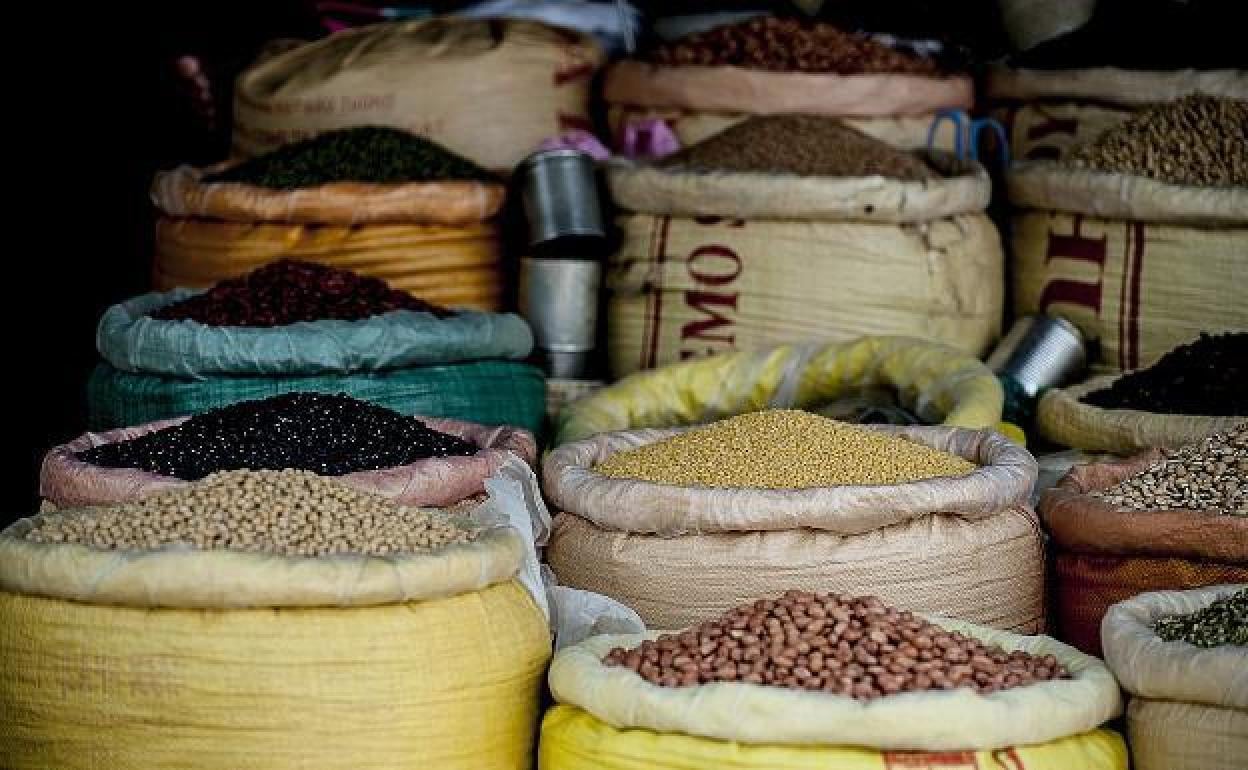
left=87, top=360, right=547, bottom=438
left=97, top=289, right=534, bottom=379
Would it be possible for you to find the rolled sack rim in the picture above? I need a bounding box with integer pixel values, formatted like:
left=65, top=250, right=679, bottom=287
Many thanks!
left=543, top=424, right=1037, bottom=536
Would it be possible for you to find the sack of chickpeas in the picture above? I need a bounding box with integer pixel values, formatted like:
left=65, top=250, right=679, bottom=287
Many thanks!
left=540, top=591, right=1127, bottom=769
left=1101, top=585, right=1247, bottom=770
left=41, top=394, right=537, bottom=510
left=544, top=410, right=1046, bottom=632
left=605, top=16, right=972, bottom=152
left=1006, top=94, right=1248, bottom=372
left=0, top=469, right=551, bottom=770
left=1039, top=429, right=1248, bottom=657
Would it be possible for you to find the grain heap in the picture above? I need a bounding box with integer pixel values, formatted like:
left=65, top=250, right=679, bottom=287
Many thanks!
left=603, top=591, right=1068, bottom=699
left=25, top=469, right=478, bottom=557
left=1092, top=424, right=1248, bottom=516
left=77, top=392, right=478, bottom=479
left=1153, top=588, right=1248, bottom=648
left=1067, top=95, right=1248, bottom=187
left=150, top=259, right=453, bottom=326
left=594, top=409, right=975, bottom=488
left=206, top=126, right=497, bottom=188
left=1082, top=333, right=1248, bottom=416
left=660, top=116, right=936, bottom=180
left=650, top=16, right=943, bottom=75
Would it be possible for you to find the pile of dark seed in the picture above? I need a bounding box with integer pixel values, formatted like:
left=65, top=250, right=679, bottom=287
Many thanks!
left=1154, top=589, right=1247, bottom=648
left=1082, top=333, right=1248, bottom=416
left=662, top=116, right=935, bottom=180
left=204, top=126, right=497, bottom=189
left=150, top=260, right=452, bottom=326
left=77, top=393, right=478, bottom=480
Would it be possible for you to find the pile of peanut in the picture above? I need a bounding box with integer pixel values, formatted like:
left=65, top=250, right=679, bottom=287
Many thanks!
left=604, top=591, right=1069, bottom=700
left=25, top=469, right=479, bottom=557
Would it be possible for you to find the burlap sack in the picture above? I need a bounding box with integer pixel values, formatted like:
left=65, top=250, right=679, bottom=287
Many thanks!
left=1102, top=585, right=1248, bottom=770
left=1009, top=161, right=1248, bottom=227
left=991, top=102, right=1131, bottom=163
left=1039, top=459, right=1248, bottom=655
left=151, top=164, right=505, bottom=226
left=40, top=415, right=537, bottom=509
left=984, top=66, right=1248, bottom=106
left=233, top=19, right=603, bottom=171
left=608, top=213, right=1003, bottom=377
left=544, top=426, right=1045, bottom=631
left=1010, top=210, right=1247, bottom=371
left=606, top=151, right=989, bottom=224
left=1037, top=376, right=1245, bottom=454
left=154, top=217, right=504, bottom=311
left=605, top=61, right=972, bottom=118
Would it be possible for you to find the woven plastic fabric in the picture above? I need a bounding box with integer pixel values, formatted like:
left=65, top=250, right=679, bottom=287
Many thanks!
left=86, top=360, right=546, bottom=439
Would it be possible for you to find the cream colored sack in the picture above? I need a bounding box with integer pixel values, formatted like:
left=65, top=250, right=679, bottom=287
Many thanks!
left=1037, top=375, right=1245, bottom=453
left=544, top=426, right=1044, bottom=631
left=1009, top=162, right=1248, bottom=226
left=984, top=67, right=1248, bottom=106
left=607, top=152, right=989, bottom=224
left=233, top=19, right=603, bottom=171
left=609, top=213, right=1003, bottom=377
left=992, top=102, right=1131, bottom=163
left=1011, top=211, right=1247, bottom=371
left=1101, top=585, right=1248, bottom=770
left=548, top=620, right=1121, bottom=751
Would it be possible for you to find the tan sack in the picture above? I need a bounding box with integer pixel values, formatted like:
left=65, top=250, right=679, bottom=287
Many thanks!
left=544, top=425, right=1045, bottom=632
left=992, top=102, right=1132, bottom=163
left=1037, top=375, right=1246, bottom=454
left=151, top=164, right=505, bottom=226
left=984, top=66, right=1248, bottom=106
left=1101, top=585, right=1248, bottom=770
left=608, top=213, right=1003, bottom=377
left=233, top=19, right=603, bottom=171
left=40, top=416, right=537, bottom=510
left=1010, top=210, right=1247, bottom=372
left=607, top=151, right=989, bottom=224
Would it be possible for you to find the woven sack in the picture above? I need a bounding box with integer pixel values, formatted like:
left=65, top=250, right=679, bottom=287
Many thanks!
left=1039, top=457, right=1248, bottom=656
left=151, top=163, right=505, bottom=226
left=984, top=66, right=1248, bottom=106
left=546, top=619, right=1120, bottom=752
left=991, top=102, right=1131, bottom=163
left=607, top=212, right=1003, bottom=377
left=607, top=151, right=989, bottom=224
left=0, top=511, right=550, bottom=770
left=1036, top=375, right=1245, bottom=454
left=154, top=217, right=504, bottom=311
left=41, top=414, right=536, bottom=510
left=544, top=426, right=1045, bottom=631
left=1101, top=585, right=1248, bottom=770
left=87, top=359, right=547, bottom=438
left=98, top=289, right=533, bottom=378
left=233, top=19, right=602, bottom=171
left=556, top=337, right=1004, bottom=445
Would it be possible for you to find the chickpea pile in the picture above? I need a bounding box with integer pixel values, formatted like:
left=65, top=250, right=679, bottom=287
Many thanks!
left=604, top=591, right=1070, bottom=700
left=24, top=469, right=479, bottom=557
left=594, top=410, right=976, bottom=489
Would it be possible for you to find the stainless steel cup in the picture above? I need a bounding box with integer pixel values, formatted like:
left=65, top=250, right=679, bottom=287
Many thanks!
left=987, top=314, right=1088, bottom=398
left=519, top=257, right=601, bottom=378
left=517, top=149, right=605, bottom=247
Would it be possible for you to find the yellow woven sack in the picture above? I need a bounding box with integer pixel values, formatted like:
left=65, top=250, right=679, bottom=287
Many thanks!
left=154, top=217, right=504, bottom=310
left=0, top=514, right=551, bottom=769
left=556, top=337, right=1004, bottom=445
left=540, top=705, right=1128, bottom=770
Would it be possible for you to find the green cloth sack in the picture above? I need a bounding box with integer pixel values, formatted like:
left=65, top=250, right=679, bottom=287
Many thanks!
left=98, top=289, right=534, bottom=379
left=87, top=360, right=547, bottom=438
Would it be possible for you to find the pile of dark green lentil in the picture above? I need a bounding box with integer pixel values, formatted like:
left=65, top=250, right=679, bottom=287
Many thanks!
left=77, top=393, right=478, bottom=480
left=1154, top=589, right=1247, bottom=648
left=205, top=126, right=497, bottom=189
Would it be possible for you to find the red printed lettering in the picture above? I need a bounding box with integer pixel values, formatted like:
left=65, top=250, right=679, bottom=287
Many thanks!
left=1038, top=215, right=1108, bottom=317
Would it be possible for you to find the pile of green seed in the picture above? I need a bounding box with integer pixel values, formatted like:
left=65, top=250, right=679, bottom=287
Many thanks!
left=205, top=126, right=497, bottom=189
left=1154, top=589, right=1247, bottom=648
left=1067, top=94, right=1248, bottom=187
left=24, top=469, right=479, bottom=557
left=594, top=410, right=976, bottom=488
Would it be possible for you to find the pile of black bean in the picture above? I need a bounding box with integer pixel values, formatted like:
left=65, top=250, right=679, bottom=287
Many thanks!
left=77, top=393, right=478, bottom=480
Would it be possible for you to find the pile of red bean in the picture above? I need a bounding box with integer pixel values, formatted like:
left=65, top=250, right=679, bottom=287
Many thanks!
left=151, top=259, right=452, bottom=327
left=604, top=591, right=1069, bottom=700
left=651, top=17, right=944, bottom=75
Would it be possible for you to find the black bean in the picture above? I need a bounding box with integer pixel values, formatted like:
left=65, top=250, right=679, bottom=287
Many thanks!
left=1082, top=333, right=1248, bottom=416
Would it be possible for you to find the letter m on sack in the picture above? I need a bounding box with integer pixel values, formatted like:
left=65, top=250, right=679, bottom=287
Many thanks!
left=1038, top=214, right=1108, bottom=323
left=681, top=244, right=742, bottom=360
